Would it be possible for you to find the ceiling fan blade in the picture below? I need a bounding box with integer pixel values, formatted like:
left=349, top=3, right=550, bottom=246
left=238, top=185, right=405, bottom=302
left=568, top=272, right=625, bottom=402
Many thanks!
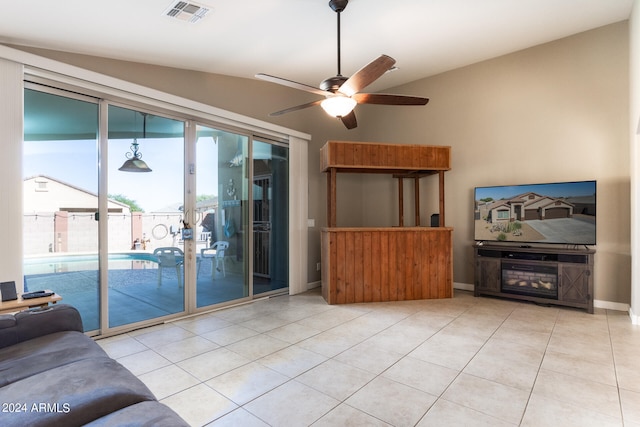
left=256, top=73, right=332, bottom=97
left=337, top=54, right=396, bottom=97
left=269, top=100, right=323, bottom=117
left=353, top=93, right=429, bottom=106
left=340, top=110, right=357, bottom=129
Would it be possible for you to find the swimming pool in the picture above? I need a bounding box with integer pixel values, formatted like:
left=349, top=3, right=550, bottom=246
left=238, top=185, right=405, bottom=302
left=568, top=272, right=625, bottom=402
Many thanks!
left=24, top=252, right=159, bottom=275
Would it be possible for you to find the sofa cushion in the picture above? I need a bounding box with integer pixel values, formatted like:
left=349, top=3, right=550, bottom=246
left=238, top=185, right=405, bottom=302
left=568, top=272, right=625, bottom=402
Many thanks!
left=83, top=401, right=190, bottom=427
left=0, top=304, right=83, bottom=349
left=0, top=357, right=156, bottom=427
left=14, top=304, right=83, bottom=340
left=0, top=331, right=106, bottom=387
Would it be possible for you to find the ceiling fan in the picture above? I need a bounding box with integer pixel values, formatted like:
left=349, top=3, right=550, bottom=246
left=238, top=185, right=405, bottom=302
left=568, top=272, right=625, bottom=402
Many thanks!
left=255, top=0, right=429, bottom=130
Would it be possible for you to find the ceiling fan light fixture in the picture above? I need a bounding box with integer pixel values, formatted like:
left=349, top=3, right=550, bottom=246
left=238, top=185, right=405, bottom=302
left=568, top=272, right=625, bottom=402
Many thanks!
left=256, top=0, right=427, bottom=129
left=321, top=96, right=357, bottom=117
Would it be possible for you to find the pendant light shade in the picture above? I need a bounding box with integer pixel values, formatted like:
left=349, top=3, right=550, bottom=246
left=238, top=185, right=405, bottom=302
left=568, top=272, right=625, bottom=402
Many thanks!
left=119, top=140, right=152, bottom=172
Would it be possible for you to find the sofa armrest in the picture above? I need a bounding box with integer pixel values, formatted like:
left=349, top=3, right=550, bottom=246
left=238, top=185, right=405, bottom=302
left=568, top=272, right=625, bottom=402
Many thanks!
left=0, top=304, right=83, bottom=349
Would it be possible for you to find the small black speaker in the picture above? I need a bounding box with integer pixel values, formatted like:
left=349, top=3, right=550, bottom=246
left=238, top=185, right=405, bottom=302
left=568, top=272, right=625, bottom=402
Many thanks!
left=0, top=281, right=18, bottom=301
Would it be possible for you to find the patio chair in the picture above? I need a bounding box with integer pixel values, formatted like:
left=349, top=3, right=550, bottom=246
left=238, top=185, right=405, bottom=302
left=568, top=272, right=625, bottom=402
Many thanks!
left=153, top=247, right=184, bottom=287
left=199, top=241, right=229, bottom=278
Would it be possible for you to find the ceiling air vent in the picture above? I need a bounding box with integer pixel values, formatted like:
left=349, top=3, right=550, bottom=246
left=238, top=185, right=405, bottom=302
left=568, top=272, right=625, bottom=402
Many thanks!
left=164, top=1, right=210, bottom=23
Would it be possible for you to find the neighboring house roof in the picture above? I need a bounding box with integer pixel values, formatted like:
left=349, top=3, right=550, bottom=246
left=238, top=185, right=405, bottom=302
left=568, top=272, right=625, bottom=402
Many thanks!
left=23, top=174, right=130, bottom=213
left=196, top=197, right=218, bottom=212
left=170, top=198, right=219, bottom=215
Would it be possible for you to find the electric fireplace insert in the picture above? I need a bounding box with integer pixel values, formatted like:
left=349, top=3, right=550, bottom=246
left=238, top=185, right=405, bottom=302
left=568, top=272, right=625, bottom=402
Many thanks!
left=501, top=260, right=558, bottom=299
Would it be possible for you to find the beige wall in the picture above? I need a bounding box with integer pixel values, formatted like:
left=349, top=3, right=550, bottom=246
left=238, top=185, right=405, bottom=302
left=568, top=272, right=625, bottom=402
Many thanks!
left=12, top=20, right=632, bottom=303
left=358, top=22, right=630, bottom=303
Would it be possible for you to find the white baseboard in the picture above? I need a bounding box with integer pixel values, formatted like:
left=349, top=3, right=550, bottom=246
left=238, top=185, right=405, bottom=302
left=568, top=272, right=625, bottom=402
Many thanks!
left=454, top=282, right=474, bottom=292
left=630, top=306, right=640, bottom=325
left=594, top=299, right=629, bottom=312
left=306, top=281, right=321, bottom=290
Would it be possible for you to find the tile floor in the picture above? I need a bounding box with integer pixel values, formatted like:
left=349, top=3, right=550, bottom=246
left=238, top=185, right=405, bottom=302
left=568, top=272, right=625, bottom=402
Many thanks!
left=96, top=289, right=640, bottom=426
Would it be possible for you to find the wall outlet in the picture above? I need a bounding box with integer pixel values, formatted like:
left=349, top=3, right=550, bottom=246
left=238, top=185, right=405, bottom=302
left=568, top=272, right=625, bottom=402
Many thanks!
left=316, top=262, right=321, bottom=271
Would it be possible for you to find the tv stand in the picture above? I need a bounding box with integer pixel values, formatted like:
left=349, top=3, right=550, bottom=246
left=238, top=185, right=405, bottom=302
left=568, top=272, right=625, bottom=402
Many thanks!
left=474, top=244, right=594, bottom=313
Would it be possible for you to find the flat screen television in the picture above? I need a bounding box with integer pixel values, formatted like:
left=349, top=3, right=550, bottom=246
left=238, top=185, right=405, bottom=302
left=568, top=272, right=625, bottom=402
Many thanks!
left=474, top=180, right=596, bottom=245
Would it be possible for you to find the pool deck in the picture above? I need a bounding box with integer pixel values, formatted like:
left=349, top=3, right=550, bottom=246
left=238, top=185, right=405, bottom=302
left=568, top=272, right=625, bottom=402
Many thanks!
left=24, top=257, right=249, bottom=331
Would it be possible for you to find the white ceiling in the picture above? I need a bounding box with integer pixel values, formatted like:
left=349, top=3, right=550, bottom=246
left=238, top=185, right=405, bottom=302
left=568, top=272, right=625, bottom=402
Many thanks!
left=0, top=0, right=633, bottom=92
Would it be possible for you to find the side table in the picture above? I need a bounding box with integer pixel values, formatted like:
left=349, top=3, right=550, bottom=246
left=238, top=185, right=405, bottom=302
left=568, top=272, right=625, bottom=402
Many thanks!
left=0, top=290, right=62, bottom=314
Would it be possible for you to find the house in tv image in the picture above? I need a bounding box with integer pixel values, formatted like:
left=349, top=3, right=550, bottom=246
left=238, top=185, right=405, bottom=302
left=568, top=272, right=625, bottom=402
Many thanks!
left=483, top=192, right=577, bottom=223
left=474, top=184, right=596, bottom=244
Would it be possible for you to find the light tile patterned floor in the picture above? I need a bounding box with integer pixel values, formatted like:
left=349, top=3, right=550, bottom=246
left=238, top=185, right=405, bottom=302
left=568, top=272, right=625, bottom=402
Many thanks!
left=96, top=289, right=640, bottom=426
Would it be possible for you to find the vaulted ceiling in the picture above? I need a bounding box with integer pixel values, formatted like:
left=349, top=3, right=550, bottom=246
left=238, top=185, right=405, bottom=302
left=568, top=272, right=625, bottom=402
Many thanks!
left=1, top=0, right=633, bottom=93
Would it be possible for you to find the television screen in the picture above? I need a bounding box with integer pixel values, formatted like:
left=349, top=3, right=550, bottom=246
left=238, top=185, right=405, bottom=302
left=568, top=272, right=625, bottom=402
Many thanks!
left=474, top=180, right=596, bottom=245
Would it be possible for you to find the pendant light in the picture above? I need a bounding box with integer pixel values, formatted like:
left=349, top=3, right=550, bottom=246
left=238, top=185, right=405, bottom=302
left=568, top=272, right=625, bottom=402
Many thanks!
left=119, top=112, right=152, bottom=172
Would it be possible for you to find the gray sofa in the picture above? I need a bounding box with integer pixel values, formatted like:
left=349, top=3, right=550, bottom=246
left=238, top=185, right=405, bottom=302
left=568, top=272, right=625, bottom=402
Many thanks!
left=0, top=304, right=189, bottom=427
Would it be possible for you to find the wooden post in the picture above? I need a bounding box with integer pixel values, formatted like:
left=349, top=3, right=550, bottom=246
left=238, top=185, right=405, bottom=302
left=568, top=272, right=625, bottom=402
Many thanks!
left=398, top=178, right=404, bottom=227
left=439, top=171, right=445, bottom=226
left=414, top=176, right=420, bottom=226
left=328, top=168, right=337, bottom=227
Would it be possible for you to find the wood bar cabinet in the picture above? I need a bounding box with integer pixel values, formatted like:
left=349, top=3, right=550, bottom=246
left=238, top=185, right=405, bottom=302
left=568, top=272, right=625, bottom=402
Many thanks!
left=320, top=141, right=453, bottom=304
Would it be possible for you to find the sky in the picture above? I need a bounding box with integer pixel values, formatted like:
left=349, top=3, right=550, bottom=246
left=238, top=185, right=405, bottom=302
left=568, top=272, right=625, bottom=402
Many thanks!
left=23, top=136, right=219, bottom=212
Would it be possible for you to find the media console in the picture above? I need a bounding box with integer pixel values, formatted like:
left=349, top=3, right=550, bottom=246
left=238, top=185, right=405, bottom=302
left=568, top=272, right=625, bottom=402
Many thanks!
left=474, top=244, right=594, bottom=313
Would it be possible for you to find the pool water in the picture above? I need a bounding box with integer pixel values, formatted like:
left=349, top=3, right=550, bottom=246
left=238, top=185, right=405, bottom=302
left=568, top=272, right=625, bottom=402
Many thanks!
left=24, top=252, right=158, bottom=275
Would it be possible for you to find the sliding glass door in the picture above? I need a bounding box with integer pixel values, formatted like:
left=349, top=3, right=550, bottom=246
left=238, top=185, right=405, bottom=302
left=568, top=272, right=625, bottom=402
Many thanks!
left=23, top=85, right=291, bottom=334
left=23, top=88, right=101, bottom=331
left=253, top=140, right=289, bottom=295
left=107, top=105, right=185, bottom=327
left=195, top=124, right=249, bottom=307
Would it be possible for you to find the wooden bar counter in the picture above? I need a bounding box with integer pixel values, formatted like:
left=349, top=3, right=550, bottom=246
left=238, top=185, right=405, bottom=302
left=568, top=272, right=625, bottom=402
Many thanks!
left=320, top=141, right=453, bottom=304
left=321, top=227, right=453, bottom=304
